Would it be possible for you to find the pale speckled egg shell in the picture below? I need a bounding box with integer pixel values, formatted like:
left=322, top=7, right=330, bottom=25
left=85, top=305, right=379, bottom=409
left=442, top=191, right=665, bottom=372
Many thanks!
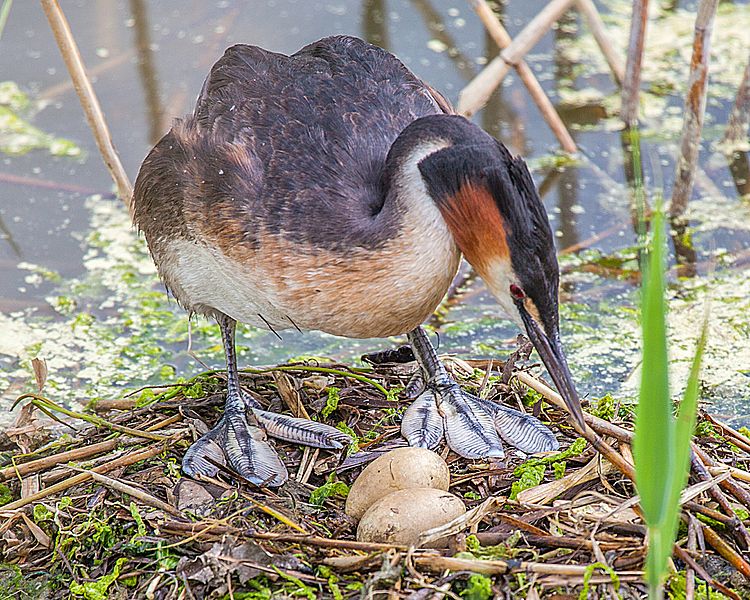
left=356, top=487, right=466, bottom=548
left=345, top=447, right=451, bottom=520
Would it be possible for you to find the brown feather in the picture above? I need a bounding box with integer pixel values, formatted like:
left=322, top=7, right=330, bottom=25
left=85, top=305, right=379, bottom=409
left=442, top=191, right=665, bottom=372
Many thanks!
left=438, top=181, right=510, bottom=276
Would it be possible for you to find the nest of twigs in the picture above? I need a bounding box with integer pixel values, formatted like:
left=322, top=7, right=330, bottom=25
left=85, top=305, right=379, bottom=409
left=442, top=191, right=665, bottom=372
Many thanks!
left=2, top=348, right=750, bottom=599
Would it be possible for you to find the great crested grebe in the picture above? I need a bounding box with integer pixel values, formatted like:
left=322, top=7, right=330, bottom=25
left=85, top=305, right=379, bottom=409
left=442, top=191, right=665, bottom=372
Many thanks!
left=132, top=36, right=585, bottom=486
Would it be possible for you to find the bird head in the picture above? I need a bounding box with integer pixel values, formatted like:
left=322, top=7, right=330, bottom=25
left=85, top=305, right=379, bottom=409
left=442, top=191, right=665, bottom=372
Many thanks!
left=415, top=116, right=586, bottom=430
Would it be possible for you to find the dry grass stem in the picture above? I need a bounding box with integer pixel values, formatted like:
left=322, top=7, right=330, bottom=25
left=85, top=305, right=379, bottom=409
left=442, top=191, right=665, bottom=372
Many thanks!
left=468, top=0, right=577, bottom=152
left=457, top=0, right=576, bottom=116
left=574, top=0, right=625, bottom=85
left=722, top=51, right=750, bottom=148
left=620, top=0, right=650, bottom=126
left=0, top=439, right=119, bottom=481
left=670, top=0, right=719, bottom=220
left=40, top=0, right=133, bottom=207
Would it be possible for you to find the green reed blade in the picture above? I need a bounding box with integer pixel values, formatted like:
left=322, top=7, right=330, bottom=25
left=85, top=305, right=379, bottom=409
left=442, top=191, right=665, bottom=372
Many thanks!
left=634, top=207, right=673, bottom=527
left=673, top=322, right=707, bottom=498
left=634, top=205, right=708, bottom=598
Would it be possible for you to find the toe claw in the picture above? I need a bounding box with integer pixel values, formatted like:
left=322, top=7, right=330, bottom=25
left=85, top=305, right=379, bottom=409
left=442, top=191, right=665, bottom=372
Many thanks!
left=401, top=389, right=443, bottom=449
left=254, top=409, right=352, bottom=449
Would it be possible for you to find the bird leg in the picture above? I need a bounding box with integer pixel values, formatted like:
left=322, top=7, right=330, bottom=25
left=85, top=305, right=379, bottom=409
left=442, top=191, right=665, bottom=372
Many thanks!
left=401, top=327, right=559, bottom=458
left=182, top=315, right=351, bottom=486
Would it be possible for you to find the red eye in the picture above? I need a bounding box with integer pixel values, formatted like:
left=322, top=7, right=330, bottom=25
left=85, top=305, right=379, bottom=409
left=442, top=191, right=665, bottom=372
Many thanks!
left=510, top=284, right=525, bottom=300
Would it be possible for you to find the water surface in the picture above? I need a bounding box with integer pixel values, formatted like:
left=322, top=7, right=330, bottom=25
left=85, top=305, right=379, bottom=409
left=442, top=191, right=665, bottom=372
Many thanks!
left=1, top=0, right=748, bottom=424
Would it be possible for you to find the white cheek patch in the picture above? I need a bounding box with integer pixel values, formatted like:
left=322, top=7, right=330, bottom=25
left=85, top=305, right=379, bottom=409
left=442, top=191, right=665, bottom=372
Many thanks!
left=480, top=257, right=524, bottom=330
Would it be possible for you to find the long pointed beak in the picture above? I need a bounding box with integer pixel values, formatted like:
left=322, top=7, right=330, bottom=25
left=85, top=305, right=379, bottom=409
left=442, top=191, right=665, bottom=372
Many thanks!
left=517, top=306, right=586, bottom=430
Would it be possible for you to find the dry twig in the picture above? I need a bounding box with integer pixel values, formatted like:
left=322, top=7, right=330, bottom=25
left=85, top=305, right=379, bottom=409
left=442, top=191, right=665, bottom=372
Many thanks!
left=40, top=0, right=133, bottom=206
left=670, top=0, right=719, bottom=220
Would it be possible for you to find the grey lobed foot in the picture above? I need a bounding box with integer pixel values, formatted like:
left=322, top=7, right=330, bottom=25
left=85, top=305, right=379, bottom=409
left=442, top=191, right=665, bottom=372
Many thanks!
left=183, top=400, right=352, bottom=487
left=474, top=396, right=560, bottom=454
left=254, top=409, right=352, bottom=449
left=401, top=388, right=444, bottom=450
left=182, top=411, right=288, bottom=486
left=401, top=378, right=559, bottom=459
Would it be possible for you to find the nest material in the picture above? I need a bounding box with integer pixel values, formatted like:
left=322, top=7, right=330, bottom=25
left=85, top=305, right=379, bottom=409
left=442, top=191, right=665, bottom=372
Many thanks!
left=1, top=354, right=750, bottom=599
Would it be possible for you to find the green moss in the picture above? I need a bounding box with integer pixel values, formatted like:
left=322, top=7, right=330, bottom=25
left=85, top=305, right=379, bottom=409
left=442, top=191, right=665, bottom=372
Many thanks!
left=309, top=472, right=349, bottom=506
left=135, top=388, right=157, bottom=408
left=220, top=577, right=273, bottom=600
left=591, top=394, right=616, bottom=421
left=510, top=438, right=587, bottom=500
left=335, top=422, right=359, bottom=455
left=128, top=502, right=146, bottom=542
left=0, top=564, right=47, bottom=599
left=695, top=421, right=719, bottom=439
left=695, top=513, right=726, bottom=531
left=69, top=557, right=127, bottom=600
left=579, top=563, right=619, bottom=599
left=522, top=388, right=544, bottom=407
left=668, top=571, right=732, bottom=599
left=272, top=566, right=317, bottom=600
left=321, top=387, right=340, bottom=418
left=317, top=566, right=343, bottom=600
left=33, top=503, right=53, bottom=522
left=465, top=532, right=522, bottom=560
left=509, top=464, right=546, bottom=500
left=0, top=482, right=11, bottom=506
left=460, top=574, right=493, bottom=600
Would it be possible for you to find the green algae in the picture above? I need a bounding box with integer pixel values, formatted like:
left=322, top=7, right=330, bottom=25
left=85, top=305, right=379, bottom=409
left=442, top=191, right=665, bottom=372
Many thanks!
left=0, top=199, right=271, bottom=423
left=69, top=557, right=127, bottom=600
left=2, top=190, right=749, bottom=429
left=557, top=2, right=750, bottom=105
left=0, top=81, right=81, bottom=157
left=591, top=393, right=617, bottom=421
left=459, top=574, right=493, bottom=600
left=309, top=472, right=349, bottom=506
left=510, top=438, right=588, bottom=499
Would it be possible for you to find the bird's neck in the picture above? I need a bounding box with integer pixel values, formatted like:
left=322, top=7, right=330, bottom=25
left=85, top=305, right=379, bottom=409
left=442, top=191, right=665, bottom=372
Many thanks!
left=380, top=135, right=459, bottom=264
left=384, top=116, right=517, bottom=313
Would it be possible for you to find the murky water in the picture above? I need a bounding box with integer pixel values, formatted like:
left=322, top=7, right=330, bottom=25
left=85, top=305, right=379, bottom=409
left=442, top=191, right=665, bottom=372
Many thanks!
left=1, top=0, right=749, bottom=425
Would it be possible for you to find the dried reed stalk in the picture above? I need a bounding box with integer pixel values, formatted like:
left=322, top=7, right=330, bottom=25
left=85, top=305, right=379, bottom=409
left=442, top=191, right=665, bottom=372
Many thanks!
left=2, top=442, right=171, bottom=511
left=468, top=0, right=577, bottom=153
left=457, top=0, right=576, bottom=116
left=670, top=0, right=719, bottom=220
left=574, top=0, right=625, bottom=86
left=73, top=468, right=184, bottom=518
left=723, top=52, right=750, bottom=148
left=0, top=439, right=119, bottom=481
left=40, top=0, right=133, bottom=208
left=620, top=0, right=650, bottom=126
